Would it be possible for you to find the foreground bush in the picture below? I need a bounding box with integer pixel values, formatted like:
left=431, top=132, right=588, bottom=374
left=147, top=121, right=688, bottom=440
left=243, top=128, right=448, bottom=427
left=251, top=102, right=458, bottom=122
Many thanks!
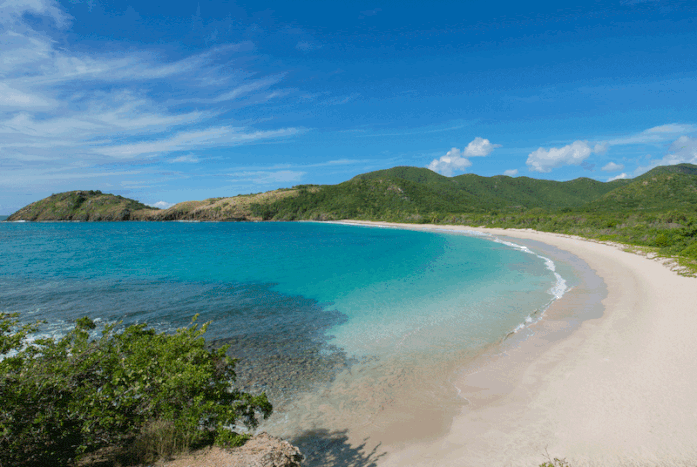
left=0, top=313, right=272, bottom=466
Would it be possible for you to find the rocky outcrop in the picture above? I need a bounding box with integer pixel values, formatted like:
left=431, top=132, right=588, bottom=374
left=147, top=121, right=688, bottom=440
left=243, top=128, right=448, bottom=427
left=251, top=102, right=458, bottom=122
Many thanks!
left=161, top=433, right=303, bottom=467
left=230, top=433, right=304, bottom=467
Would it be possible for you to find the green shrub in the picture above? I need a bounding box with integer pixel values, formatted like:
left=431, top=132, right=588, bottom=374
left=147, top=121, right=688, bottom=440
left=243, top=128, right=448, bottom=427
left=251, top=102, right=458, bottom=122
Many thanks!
left=0, top=313, right=272, bottom=467
left=681, top=242, right=697, bottom=260
left=655, top=233, right=670, bottom=247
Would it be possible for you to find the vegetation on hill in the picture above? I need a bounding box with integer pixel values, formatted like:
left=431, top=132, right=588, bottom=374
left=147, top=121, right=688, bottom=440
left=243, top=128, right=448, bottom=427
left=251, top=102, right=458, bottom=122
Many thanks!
left=249, top=164, right=697, bottom=220
left=6, top=190, right=155, bottom=221
left=352, top=166, right=632, bottom=210
left=0, top=313, right=272, bottom=467
left=584, top=173, right=697, bottom=211
left=145, top=188, right=305, bottom=221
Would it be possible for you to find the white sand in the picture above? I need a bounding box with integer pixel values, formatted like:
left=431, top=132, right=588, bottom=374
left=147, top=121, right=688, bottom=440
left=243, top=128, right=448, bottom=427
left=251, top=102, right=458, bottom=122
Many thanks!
left=338, top=221, right=697, bottom=466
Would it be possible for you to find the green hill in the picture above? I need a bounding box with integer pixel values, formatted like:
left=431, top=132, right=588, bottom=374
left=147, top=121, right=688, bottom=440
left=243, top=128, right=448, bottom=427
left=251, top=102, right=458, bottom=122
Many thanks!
left=585, top=172, right=697, bottom=211
left=7, top=163, right=697, bottom=223
left=451, top=174, right=632, bottom=210
left=349, top=166, right=632, bottom=210
left=6, top=191, right=155, bottom=221
left=636, top=163, right=697, bottom=178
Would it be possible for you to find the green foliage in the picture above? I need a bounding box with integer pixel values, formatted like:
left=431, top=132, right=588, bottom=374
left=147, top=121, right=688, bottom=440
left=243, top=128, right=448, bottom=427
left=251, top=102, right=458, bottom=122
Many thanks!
left=585, top=173, right=697, bottom=211
left=681, top=242, right=697, bottom=260
left=539, top=458, right=572, bottom=467
left=6, top=190, right=153, bottom=221
left=248, top=164, right=697, bottom=223
left=0, top=314, right=272, bottom=467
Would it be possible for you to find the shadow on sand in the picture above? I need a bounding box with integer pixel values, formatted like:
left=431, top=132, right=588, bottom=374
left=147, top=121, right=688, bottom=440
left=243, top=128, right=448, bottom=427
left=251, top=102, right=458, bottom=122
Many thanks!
left=292, top=429, right=386, bottom=467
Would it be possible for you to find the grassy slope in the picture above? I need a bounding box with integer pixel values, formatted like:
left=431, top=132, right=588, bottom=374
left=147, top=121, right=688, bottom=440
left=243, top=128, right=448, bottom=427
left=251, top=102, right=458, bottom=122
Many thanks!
left=145, top=189, right=304, bottom=221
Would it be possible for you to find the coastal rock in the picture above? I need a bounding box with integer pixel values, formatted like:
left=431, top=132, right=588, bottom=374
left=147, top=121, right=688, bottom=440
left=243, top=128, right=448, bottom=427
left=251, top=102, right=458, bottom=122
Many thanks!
left=231, top=433, right=304, bottom=467
left=162, top=433, right=303, bottom=467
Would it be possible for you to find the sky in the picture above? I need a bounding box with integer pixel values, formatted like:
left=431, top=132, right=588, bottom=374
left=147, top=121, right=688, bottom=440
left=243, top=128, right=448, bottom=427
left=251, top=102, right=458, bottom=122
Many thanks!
left=1, top=0, right=697, bottom=213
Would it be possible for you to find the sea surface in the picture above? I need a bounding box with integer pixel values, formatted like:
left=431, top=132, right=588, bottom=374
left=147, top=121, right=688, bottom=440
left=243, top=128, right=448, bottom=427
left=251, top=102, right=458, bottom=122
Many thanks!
left=0, top=220, right=574, bottom=455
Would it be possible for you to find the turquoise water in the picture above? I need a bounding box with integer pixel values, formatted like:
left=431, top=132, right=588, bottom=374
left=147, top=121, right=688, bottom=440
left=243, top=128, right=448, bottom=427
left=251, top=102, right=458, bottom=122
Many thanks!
left=0, top=220, right=566, bottom=440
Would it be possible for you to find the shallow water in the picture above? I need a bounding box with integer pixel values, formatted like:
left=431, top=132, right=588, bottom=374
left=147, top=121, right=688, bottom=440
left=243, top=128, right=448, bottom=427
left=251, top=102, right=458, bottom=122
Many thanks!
left=0, top=221, right=573, bottom=452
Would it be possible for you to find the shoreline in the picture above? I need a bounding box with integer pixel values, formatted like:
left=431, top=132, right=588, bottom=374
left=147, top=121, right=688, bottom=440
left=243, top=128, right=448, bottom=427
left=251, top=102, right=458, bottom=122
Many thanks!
left=336, top=221, right=697, bottom=466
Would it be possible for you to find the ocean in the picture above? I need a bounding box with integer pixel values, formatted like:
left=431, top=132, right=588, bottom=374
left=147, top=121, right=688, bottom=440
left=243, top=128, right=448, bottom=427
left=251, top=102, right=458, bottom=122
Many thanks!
left=0, top=220, right=575, bottom=457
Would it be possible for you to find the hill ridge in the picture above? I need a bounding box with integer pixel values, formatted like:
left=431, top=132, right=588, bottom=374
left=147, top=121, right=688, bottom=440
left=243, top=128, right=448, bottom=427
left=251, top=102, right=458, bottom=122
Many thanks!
left=6, top=163, right=697, bottom=222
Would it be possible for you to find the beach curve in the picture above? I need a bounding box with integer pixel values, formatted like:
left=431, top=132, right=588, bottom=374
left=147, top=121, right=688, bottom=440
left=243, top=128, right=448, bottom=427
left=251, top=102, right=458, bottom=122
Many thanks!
left=338, top=221, right=697, bottom=467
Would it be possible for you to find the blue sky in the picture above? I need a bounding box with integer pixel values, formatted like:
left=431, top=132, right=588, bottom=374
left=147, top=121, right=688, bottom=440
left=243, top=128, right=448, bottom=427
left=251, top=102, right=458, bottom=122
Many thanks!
left=2, top=0, right=697, bottom=213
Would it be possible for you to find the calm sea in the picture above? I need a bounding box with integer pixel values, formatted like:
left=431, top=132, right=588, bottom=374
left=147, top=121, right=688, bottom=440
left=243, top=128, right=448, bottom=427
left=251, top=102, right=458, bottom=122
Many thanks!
left=0, top=220, right=570, bottom=448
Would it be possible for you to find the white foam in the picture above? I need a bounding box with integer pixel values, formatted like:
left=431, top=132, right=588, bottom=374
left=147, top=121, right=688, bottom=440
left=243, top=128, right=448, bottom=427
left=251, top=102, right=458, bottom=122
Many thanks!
left=388, top=224, right=570, bottom=336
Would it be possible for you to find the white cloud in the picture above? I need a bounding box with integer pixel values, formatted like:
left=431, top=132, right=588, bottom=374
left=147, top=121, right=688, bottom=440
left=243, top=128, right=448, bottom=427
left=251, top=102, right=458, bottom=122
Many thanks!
left=647, top=123, right=694, bottom=134
left=634, top=136, right=697, bottom=175
left=0, top=82, right=56, bottom=109
left=151, top=201, right=174, bottom=209
left=95, top=127, right=300, bottom=159
left=503, top=169, right=518, bottom=176
left=526, top=140, right=593, bottom=173
left=428, top=148, right=472, bottom=176
left=608, top=123, right=696, bottom=146
left=634, top=135, right=697, bottom=175
left=602, top=162, right=624, bottom=172
left=169, top=154, right=200, bottom=163
left=608, top=173, right=628, bottom=182
left=0, top=0, right=71, bottom=27
left=178, top=75, right=285, bottom=104
left=594, top=142, right=609, bottom=154
left=0, top=1, right=296, bottom=196
left=671, top=135, right=697, bottom=153
left=464, top=137, right=501, bottom=157
left=428, top=137, right=499, bottom=176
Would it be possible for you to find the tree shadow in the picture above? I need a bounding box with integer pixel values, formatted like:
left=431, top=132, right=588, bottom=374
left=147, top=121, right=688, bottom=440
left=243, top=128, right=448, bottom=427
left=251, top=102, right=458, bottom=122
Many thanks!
left=291, top=429, right=386, bottom=467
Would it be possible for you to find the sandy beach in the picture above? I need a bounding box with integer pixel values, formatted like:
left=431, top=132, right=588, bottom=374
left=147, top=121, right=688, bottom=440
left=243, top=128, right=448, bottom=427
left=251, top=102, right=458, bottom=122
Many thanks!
left=337, top=221, right=697, bottom=467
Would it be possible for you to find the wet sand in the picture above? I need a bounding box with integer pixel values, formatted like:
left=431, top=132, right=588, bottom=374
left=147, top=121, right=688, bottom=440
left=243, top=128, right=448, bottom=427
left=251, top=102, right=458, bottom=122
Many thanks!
left=338, top=221, right=697, bottom=466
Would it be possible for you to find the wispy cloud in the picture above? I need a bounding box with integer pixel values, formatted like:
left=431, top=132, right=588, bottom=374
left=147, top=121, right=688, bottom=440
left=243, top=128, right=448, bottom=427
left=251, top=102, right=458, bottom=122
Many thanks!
left=95, top=127, right=301, bottom=159
left=0, top=0, right=71, bottom=27
left=0, top=0, right=298, bottom=195
left=169, top=154, right=200, bottom=164
left=605, top=124, right=696, bottom=146
left=503, top=169, right=518, bottom=176
left=634, top=135, right=697, bottom=175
